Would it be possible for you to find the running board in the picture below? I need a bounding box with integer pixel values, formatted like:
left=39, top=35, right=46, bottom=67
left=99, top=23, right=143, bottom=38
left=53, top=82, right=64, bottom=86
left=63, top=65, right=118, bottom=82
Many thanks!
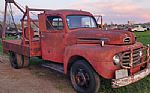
left=41, top=63, right=64, bottom=74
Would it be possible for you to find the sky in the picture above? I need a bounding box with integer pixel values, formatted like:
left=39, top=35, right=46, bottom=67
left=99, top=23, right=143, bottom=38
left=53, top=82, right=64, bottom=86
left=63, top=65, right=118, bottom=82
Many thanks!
left=0, top=0, right=150, bottom=24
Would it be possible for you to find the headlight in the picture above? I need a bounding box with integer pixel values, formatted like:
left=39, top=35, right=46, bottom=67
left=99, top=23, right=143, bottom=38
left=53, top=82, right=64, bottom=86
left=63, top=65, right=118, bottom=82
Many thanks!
left=139, top=50, right=142, bottom=57
left=113, top=55, right=120, bottom=66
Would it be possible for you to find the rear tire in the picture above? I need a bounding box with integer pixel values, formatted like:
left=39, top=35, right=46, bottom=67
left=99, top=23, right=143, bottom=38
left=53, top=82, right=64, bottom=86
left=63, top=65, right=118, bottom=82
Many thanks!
left=70, top=60, right=100, bottom=93
left=22, top=56, right=30, bottom=67
left=9, top=52, right=30, bottom=69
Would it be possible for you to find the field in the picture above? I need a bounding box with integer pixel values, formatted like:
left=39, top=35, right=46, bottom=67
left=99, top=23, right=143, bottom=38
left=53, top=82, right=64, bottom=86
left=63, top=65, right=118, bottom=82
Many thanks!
left=0, top=31, right=150, bottom=93
left=135, top=31, right=150, bottom=45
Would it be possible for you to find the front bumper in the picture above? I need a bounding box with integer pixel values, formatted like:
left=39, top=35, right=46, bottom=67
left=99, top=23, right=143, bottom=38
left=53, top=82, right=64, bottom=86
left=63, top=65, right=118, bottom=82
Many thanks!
left=112, top=64, right=150, bottom=88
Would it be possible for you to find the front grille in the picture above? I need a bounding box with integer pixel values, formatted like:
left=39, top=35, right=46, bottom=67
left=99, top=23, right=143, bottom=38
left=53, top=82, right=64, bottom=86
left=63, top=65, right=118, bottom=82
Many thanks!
left=121, top=48, right=141, bottom=67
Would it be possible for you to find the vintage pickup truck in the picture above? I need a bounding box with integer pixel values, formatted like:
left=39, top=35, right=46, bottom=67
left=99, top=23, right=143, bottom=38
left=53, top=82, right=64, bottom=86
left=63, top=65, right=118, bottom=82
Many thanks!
left=1, top=0, right=150, bottom=93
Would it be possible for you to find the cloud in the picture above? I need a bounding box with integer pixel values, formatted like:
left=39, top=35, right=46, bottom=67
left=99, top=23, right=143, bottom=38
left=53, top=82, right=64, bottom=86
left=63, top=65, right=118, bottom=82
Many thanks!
left=0, top=0, right=149, bottom=24
left=69, top=0, right=150, bottom=24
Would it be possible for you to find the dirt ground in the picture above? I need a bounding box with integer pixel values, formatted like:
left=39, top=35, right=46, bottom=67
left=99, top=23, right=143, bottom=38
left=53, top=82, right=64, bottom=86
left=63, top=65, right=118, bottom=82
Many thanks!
left=0, top=55, right=76, bottom=93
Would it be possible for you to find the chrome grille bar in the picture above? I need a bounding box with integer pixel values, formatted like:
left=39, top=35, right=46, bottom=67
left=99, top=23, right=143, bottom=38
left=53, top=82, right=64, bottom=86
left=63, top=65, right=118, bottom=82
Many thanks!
left=120, top=45, right=150, bottom=69
left=121, top=48, right=141, bottom=68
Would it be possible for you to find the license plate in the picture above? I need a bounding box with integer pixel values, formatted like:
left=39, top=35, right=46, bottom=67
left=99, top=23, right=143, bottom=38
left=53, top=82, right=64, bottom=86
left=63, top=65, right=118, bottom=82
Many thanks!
left=115, top=69, right=128, bottom=79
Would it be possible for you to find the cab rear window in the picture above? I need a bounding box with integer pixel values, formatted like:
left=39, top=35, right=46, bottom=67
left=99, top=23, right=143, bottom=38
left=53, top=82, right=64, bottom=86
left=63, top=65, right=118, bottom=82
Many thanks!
left=46, top=16, right=64, bottom=30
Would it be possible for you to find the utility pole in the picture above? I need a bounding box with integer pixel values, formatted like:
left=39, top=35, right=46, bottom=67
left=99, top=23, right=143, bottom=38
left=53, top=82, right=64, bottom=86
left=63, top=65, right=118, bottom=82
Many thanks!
left=2, top=1, right=8, bottom=39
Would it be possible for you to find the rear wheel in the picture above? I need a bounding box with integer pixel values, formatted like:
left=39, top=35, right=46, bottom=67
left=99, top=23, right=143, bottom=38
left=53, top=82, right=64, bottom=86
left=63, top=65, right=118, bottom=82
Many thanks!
left=70, top=60, right=100, bottom=93
left=22, top=56, right=30, bottom=67
left=9, top=52, right=30, bottom=69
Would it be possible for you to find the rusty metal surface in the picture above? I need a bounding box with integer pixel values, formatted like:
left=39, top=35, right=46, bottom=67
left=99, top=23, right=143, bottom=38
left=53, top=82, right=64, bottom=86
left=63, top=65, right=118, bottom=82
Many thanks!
left=112, top=63, right=150, bottom=88
left=2, top=39, right=41, bottom=57
left=45, top=9, right=92, bottom=17
left=41, top=32, right=65, bottom=63
left=3, top=40, right=29, bottom=56
left=64, top=29, right=136, bottom=45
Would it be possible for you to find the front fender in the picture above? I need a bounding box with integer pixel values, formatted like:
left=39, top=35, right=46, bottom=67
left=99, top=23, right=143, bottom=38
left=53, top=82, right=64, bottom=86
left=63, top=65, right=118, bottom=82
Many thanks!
left=63, top=44, right=119, bottom=78
left=64, top=42, right=143, bottom=79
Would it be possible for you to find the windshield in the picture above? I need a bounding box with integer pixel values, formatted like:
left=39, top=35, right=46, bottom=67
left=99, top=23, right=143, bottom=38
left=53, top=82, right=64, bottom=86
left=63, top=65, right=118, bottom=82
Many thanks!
left=66, top=15, right=97, bottom=29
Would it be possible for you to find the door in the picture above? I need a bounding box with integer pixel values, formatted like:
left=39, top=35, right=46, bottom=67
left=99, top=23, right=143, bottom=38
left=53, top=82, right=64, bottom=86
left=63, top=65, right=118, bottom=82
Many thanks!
left=41, top=15, right=65, bottom=63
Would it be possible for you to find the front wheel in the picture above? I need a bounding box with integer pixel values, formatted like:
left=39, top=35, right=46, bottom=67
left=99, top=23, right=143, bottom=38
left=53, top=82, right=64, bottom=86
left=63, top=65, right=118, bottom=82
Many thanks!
left=70, top=60, right=100, bottom=93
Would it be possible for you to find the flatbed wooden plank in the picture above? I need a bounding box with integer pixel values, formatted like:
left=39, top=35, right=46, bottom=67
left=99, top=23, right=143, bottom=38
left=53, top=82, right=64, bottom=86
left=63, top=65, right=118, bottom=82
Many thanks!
left=2, top=39, right=41, bottom=57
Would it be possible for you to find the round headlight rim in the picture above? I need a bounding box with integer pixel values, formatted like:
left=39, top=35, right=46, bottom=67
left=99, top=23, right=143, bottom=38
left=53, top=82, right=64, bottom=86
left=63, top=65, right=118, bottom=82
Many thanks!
left=113, top=54, right=121, bottom=66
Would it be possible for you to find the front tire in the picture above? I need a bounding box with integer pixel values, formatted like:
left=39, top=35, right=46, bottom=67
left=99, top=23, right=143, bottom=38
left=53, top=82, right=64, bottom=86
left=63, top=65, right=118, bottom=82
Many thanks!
left=70, top=60, right=100, bottom=93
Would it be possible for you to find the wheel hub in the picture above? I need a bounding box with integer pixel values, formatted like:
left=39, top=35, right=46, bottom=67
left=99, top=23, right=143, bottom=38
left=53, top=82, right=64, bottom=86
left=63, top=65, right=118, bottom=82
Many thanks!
left=75, top=69, right=90, bottom=88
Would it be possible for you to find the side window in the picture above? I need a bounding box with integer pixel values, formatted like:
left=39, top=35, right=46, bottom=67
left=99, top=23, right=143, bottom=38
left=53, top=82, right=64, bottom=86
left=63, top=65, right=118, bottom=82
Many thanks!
left=46, top=16, right=64, bottom=30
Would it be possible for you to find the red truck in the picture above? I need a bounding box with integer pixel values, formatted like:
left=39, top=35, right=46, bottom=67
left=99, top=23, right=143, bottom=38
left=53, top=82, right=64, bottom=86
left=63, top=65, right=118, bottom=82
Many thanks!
left=1, top=0, right=150, bottom=93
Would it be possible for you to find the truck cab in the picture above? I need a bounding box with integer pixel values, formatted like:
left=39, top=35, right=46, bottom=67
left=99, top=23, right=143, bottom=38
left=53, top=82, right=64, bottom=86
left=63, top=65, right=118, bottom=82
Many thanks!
left=39, top=10, right=99, bottom=62
left=2, top=8, right=150, bottom=93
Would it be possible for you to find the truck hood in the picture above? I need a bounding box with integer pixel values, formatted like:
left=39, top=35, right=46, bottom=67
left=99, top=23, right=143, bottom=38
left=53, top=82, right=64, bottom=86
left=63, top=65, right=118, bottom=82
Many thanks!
left=66, top=29, right=136, bottom=45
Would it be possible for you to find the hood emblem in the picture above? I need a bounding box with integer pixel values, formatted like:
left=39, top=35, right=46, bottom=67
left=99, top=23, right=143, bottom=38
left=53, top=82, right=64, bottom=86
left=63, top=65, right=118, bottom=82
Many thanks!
left=124, top=37, right=130, bottom=44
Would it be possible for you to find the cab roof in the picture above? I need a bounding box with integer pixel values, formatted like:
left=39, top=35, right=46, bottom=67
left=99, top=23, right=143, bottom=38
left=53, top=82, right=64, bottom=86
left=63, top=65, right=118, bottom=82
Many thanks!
left=44, top=9, right=93, bottom=16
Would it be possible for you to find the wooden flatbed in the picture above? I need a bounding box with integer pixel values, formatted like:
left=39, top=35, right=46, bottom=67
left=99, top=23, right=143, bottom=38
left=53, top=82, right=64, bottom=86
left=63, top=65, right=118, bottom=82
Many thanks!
left=2, top=38, right=41, bottom=57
